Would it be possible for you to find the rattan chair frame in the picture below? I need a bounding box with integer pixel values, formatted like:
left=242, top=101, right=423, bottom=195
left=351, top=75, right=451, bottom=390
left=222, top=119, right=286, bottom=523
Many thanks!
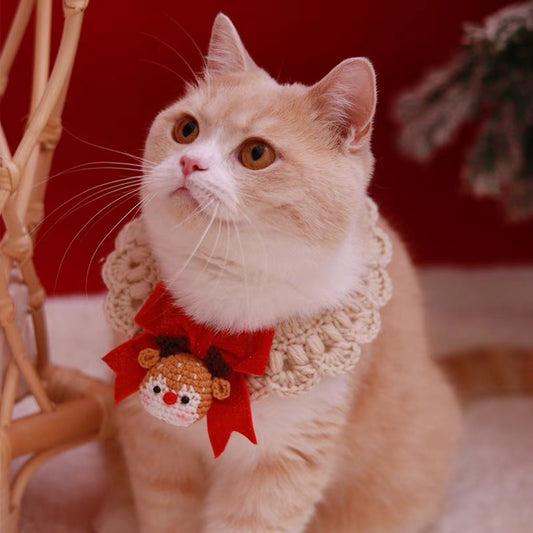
left=0, top=2, right=114, bottom=531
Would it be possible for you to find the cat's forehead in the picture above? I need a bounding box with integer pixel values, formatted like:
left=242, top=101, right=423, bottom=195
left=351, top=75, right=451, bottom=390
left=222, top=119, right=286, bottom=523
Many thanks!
left=168, top=73, right=308, bottom=137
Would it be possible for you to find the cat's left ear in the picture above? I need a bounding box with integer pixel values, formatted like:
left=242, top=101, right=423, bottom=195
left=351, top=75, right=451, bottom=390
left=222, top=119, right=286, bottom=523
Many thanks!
left=309, top=58, right=376, bottom=151
left=206, top=13, right=259, bottom=74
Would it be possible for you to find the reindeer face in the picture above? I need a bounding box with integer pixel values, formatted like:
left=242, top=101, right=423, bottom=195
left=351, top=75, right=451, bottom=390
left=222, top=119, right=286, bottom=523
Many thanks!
left=138, top=350, right=230, bottom=427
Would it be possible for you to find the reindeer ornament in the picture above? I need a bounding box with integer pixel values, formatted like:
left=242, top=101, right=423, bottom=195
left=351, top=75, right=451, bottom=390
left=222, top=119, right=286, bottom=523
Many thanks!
left=103, top=282, right=275, bottom=457
left=137, top=340, right=231, bottom=427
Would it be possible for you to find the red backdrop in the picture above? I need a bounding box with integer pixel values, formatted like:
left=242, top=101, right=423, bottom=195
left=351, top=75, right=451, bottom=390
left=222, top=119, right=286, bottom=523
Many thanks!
left=2, top=0, right=531, bottom=295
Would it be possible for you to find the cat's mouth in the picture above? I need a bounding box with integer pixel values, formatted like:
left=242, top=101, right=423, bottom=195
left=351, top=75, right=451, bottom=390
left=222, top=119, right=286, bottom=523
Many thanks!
left=170, top=187, right=201, bottom=210
left=172, top=187, right=194, bottom=199
left=170, top=185, right=227, bottom=219
left=166, top=183, right=240, bottom=225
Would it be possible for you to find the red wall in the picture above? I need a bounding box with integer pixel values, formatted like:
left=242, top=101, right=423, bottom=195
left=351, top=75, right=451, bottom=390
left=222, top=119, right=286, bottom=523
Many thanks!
left=2, top=0, right=531, bottom=294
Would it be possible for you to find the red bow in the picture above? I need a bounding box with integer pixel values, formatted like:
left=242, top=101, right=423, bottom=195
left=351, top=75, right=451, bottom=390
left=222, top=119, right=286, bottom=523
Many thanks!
left=103, top=282, right=274, bottom=457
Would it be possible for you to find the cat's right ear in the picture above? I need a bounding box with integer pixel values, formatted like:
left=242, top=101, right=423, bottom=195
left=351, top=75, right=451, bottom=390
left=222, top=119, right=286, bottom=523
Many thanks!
left=309, top=58, right=377, bottom=152
left=206, top=13, right=258, bottom=74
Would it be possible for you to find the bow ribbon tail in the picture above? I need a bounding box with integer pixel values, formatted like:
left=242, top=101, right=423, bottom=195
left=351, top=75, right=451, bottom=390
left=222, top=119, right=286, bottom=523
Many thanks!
left=206, top=372, right=257, bottom=458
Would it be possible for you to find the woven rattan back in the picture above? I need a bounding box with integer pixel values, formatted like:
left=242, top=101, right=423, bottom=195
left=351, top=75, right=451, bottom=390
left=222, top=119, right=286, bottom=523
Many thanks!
left=0, top=2, right=113, bottom=531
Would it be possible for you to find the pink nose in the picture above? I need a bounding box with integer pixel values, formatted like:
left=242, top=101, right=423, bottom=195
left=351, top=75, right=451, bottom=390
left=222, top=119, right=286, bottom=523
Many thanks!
left=163, top=391, right=177, bottom=405
left=180, top=155, right=206, bottom=179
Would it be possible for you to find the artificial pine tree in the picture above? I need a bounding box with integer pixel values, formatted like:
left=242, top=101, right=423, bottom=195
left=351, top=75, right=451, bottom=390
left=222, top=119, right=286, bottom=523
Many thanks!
left=396, top=2, right=533, bottom=219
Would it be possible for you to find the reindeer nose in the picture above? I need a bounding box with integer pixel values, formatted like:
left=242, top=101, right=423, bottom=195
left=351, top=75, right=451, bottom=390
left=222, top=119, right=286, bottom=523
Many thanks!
left=163, top=391, right=177, bottom=405
left=180, top=155, right=206, bottom=179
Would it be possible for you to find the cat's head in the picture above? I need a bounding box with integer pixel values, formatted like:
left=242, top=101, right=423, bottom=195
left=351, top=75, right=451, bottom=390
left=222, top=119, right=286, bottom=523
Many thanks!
left=141, top=14, right=377, bottom=331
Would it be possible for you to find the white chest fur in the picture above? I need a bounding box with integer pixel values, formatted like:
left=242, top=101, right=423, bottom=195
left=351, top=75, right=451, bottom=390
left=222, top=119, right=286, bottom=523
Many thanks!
left=121, top=371, right=354, bottom=466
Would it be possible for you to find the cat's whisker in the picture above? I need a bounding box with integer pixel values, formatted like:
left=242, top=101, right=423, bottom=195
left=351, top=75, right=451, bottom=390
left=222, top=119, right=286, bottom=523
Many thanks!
left=162, top=13, right=211, bottom=95
left=163, top=13, right=208, bottom=73
left=142, top=32, right=202, bottom=87
left=49, top=160, right=146, bottom=176
left=36, top=191, right=140, bottom=248
left=167, top=201, right=219, bottom=286
left=203, top=69, right=213, bottom=101
left=33, top=161, right=147, bottom=189
left=190, top=184, right=235, bottom=218
left=208, top=216, right=232, bottom=301
left=84, top=192, right=154, bottom=294
left=60, top=163, right=147, bottom=173
left=141, top=58, right=189, bottom=86
left=238, top=207, right=270, bottom=294
left=53, top=191, right=141, bottom=290
left=57, top=159, right=147, bottom=170
left=165, top=14, right=211, bottom=94
left=149, top=198, right=217, bottom=291
left=232, top=219, right=251, bottom=322
left=137, top=190, right=159, bottom=217
left=34, top=191, right=142, bottom=253
left=167, top=199, right=213, bottom=234
left=193, top=212, right=223, bottom=285
left=41, top=181, right=141, bottom=238
left=63, top=126, right=157, bottom=167
left=33, top=177, right=142, bottom=239
left=35, top=168, right=144, bottom=189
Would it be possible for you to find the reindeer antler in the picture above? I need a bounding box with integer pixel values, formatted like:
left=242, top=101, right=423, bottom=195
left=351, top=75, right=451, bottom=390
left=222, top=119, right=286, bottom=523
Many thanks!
left=205, top=346, right=232, bottom=378
left=155, top=335, right=188, bottom=358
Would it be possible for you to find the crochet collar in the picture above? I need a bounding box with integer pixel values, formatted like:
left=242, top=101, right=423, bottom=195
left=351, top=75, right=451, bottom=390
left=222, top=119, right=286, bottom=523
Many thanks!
left=102, top=197, right=392, bottom=445
left=246, top=199, right=392, bottom=401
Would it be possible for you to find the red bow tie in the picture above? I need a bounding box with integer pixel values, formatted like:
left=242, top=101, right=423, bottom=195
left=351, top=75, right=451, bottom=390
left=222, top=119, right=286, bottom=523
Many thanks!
left=103, top=282, right=274, bottom=457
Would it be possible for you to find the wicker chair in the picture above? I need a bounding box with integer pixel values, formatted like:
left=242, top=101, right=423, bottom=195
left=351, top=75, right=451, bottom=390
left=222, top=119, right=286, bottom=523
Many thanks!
left=0, top=2, right=114, bottom=531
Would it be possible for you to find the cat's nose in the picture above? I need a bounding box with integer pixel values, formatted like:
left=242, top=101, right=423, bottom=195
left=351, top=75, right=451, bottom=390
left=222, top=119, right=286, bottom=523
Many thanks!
left=180, top=155, right=206, bottom=179
left=163, top=391, right=177, bottom=405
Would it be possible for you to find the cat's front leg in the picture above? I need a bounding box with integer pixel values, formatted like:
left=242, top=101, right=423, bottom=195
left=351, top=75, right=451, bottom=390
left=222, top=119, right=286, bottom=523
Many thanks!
left=203, top=434, right=338, bottom=533
left=117, top=397, right=207, bottom=533
left=202, top=388, right=349, bottom=533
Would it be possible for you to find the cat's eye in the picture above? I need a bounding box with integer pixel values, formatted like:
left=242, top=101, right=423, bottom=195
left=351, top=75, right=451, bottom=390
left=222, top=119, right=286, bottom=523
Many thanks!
left=173, top=115, right=199, bottom=144
left=239, top=139, right=276, bottom=170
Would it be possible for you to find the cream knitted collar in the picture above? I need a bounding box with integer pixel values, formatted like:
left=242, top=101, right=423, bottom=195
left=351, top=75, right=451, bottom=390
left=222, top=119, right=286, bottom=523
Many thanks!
left=102, top=198, right=392, bottom=401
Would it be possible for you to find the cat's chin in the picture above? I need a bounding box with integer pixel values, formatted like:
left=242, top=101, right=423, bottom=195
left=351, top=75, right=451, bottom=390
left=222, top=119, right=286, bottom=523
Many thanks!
left=164, top=278, right=364, bottom=333
left=143, top=192, right=370, bottom=333
left=155, top=235, right=367, bottom=333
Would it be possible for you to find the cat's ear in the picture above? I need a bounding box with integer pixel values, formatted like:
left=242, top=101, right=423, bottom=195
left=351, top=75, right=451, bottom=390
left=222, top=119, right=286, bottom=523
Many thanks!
left=206, top=13, right=258, bottom=74
left=309, top=58, right=376, bottom=151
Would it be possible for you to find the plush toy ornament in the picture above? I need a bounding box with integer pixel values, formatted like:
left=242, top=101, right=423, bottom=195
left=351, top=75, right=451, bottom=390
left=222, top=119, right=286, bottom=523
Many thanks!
left=137, top=342, right=231, bottom=427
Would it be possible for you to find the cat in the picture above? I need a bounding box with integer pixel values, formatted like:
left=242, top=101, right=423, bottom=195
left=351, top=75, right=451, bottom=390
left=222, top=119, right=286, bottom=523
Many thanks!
left=98, top=13, right=461, bottom=533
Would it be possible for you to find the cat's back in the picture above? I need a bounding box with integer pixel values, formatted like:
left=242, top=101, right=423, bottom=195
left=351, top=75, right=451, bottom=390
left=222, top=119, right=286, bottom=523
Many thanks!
left=308, top=219, right=461, bottom=533
left=352, top=217, right=460, bottom=449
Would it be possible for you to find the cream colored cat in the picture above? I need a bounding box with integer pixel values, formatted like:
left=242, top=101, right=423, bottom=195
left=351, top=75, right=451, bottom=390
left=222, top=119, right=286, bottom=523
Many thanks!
left=101, top=14, right=461, bottom=533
